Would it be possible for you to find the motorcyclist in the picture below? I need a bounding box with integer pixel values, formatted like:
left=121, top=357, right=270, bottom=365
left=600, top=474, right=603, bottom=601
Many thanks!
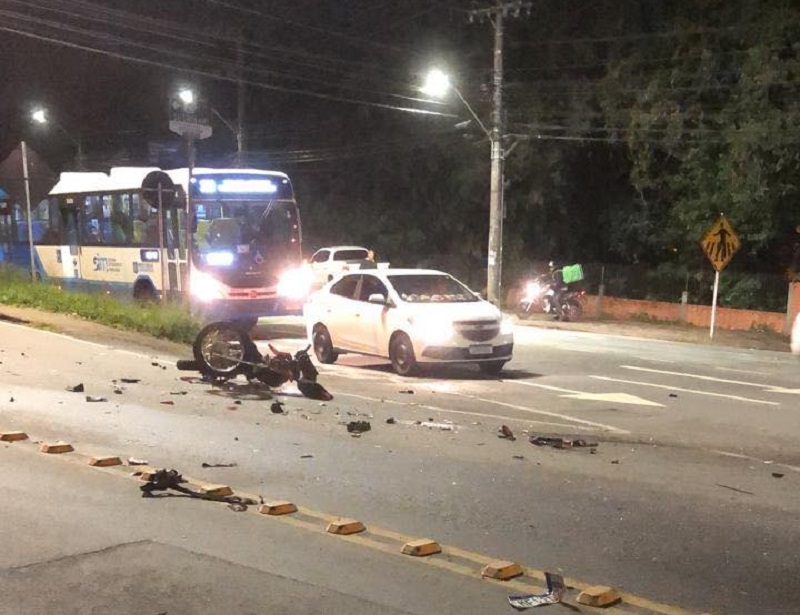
left=548, top=261, right=567, bottom=318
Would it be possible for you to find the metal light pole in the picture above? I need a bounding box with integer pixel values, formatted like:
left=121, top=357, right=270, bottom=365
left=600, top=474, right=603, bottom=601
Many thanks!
left=20, top=141, right=36, bottom=280
left=486, top=4, right=504, bottom=305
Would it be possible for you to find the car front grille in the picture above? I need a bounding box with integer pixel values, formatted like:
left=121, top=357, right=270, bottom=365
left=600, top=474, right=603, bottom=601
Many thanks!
left=454, top=320, right=501, bottom=342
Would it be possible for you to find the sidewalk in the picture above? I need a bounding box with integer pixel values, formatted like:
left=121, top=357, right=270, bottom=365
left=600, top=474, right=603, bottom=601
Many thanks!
left=513, top=313, right=792, bottom=353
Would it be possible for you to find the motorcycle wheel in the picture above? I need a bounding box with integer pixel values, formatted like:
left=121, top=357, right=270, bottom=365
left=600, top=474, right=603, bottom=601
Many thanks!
left=560, top=299, right=583, bottom=322
left=193, top=322, right=259, bottom=381
left=516, top=301, right=534, bottom=319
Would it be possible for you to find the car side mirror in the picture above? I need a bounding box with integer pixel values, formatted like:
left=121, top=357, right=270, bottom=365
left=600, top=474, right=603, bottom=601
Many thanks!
left=368, top=293, right=387, bottom=305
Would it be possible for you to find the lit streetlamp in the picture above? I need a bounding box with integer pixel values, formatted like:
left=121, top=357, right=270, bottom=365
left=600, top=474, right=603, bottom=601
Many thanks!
left=423, top=68, right=504, bottom=304
left=30, top=107, right=86, bottom=170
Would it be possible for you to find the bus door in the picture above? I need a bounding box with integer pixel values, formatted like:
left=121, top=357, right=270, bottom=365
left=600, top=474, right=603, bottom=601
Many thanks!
left=162, top=206, right=188, bottom=298
left=62, top=199, right=80, bottom=279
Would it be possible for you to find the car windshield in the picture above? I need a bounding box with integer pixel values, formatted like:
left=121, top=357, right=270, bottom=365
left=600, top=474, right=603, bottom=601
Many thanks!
left=388, top=274, right=478, bottom=303
left=333, top=249, right=369, bottom=261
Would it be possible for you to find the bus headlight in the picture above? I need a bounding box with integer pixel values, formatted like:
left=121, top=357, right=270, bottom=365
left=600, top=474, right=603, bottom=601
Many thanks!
left=190, top=270, right=227, bottom=302
left=277, top=266, right=313, bottom=299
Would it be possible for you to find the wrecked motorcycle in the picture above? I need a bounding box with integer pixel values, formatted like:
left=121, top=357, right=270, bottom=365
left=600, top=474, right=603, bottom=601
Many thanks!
left=177, top=321, right=332, bottom=400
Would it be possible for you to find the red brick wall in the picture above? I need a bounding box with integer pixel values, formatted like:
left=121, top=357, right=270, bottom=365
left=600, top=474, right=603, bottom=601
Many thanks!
left=585, top=294, right=788, bottom=333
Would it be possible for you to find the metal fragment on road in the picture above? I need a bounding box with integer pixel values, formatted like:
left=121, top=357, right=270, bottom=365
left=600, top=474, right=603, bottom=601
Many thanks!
left=66, top=383, right=84, bottom=392
left=346, top=420, right=371, bottom=433
left=85, top=395, right=107, bottom=402
left=508, top=572, right=565, bottom=610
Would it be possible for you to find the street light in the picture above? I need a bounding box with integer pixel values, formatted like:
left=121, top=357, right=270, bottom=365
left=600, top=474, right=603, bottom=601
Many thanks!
left=423, top=68, right=504, bottom=304
left=30, top=107, right=86, bottom=170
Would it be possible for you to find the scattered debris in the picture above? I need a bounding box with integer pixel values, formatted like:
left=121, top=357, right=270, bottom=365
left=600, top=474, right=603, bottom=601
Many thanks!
left=138, top=468, right=257, bottom=510
left=716, top=483, right=754, bottom=495
left=227, top=405, right=238, bottom=411
left=386, top=418, right=454, bottom=431
left=508, top=572, right=565, bottom=610
left=128, top=457, right=149, bottom=466
left=270, top=401, right=285, bottom=414
left=386, top=417, right=397, bottom=424
left=347, top=420, right=372, bottom=433
left=151, top=361, right=160, bottom=367
left=113, top=387, right=123, bottom=395
left=202, top=462, right=238, bottom=468
left=669, top=393, right=678, bottom=398
left=160, top=400, right=175, bottom=405
left=771, top=472, right=785, bottom=479
left=66, top=383, right=85, bottom=393
left=227, top=502, right=248, bottom=512
left=85, top=395, right=107, bottom=403
left=351, top=433, right=361, bottom=438
left=233, top=400, right=242, bottom=405
left=399, top=389, right=414, bottom=394
left=611, top=459, right=620, bottom=464
left=170, top=391, right=188, bottom=396
left=529, top=434, right=598, bottom=450
left=120, top=378, right=140, bottom=384
left=512, top=455, right=525, bottom=460
left=300, top=454, right=314, bottom=459
left=498, top=425, right=516, bottom=441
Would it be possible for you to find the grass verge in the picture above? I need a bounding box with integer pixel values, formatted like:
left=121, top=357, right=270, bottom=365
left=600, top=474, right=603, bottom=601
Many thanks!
left=0, top=267, right=201, bottom=344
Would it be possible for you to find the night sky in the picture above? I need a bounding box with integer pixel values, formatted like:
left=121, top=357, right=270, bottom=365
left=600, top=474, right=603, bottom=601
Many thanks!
left=0, top=0, right=485, bottom=170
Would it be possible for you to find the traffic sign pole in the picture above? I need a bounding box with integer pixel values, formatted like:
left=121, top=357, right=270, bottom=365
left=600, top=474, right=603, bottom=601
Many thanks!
left=710, top=270, right=720, bottom=339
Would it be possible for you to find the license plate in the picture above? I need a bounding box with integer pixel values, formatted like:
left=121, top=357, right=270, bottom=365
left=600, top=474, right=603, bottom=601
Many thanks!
left=469, top=344, right=493, bottom=356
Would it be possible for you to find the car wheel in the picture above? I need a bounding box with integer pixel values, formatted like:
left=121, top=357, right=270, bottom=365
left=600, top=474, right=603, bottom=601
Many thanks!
left=313, top=324, right=338, bottom=364
left=390, top=332, right=417, bottom=376
left=478, top=360, right=506, bottom=376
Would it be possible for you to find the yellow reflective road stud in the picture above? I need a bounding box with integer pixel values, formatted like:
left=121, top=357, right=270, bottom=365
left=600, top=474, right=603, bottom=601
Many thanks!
left=700, top=216, right=740, bottom=272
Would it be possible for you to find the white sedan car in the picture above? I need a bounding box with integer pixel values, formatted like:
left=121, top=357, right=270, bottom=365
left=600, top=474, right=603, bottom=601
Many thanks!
left=303, top=269, right=513, bottom=376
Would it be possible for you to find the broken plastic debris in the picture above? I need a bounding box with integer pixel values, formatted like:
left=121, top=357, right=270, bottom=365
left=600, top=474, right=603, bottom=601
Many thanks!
left=772, top=472, right=785, bottom=478
left=66, top=383, right=85, bottom=393
left=85, top=395, right=107, bottom=402
left=270, top=401, right=285, bottom=414
left=498, top=425, right=516, bottom=441
left=347, top=420, right=372, bottom=433
left=386, top=417, right=397, bottom=424
left=508, top=572, right=565, bottom=610
left=529, top=434, right=598, bottom=449
left=399, top=389, right=414, bottom=394
left=127, top=457, right=149, bottom=466
left=120, top=378, right=140, bottom=384
left=202, top=462, right=238, bottom=468
left=160, top=400, right=175, bottom=405
left=300, top=454, right=314, bottom=459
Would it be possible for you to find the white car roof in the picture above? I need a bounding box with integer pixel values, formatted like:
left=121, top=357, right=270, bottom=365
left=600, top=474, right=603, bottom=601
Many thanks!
left=356, top=268, right=449, bottom=277
left=314, top=245, right=369, bottom=252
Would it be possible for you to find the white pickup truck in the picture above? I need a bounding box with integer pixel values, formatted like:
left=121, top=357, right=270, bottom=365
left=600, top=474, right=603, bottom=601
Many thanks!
left=308, top=245, right=389, bottom=287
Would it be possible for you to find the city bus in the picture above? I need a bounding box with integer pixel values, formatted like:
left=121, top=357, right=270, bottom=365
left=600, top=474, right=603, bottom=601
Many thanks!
left=29, top=166, right=309, bottom=326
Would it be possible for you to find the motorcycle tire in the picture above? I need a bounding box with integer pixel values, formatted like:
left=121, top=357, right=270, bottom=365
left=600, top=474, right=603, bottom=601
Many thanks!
left=560, top=299, right=583, bottom=323
left=192, top=321, right=260, bottom=382
left=516, top=301, right=534, bottom=319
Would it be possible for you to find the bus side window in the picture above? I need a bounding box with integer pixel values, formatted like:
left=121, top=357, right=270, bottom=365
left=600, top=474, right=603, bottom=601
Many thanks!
left=61, top=200, right=78, bottom=245
left=110, top=194, right=131, bottom=245
left=82, top=195, right=103, bottom=245
left=40, top=198, right=63, bottom=245
left=100, top=195, right=113, bottom=243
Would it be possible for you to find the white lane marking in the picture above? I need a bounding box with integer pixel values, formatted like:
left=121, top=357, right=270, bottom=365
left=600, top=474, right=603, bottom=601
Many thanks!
left=507, top=380, right=661, bottom=407
left=337, top=393, right=603, bottom=432
left=436, top=391, right=629, bottom=434
left=711, top=450, right=800, bottom=473
left=620, top=365, right=798, bottom=394
left=716, top=366, right=769, bottom=376
left=113, top=348, right=177, bottom=365
left=590, top=376, right=780, bottom=406
left=561, top=392, right=664, bottom=407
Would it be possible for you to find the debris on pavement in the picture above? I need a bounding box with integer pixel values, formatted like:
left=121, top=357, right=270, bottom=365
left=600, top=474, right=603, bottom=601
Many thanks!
left=386, top=417, right=397, bottom=424
left=346, top=420, right=372, bottom=433
left=611, top=459, right=620, bottom=464
left=127, top=457, right=149, bottom=466
left=160, top=400, right=175, bottom=405
left=512, top=455, right=525, bottom=460
left=498, top=425, right=516, bottom=441
left=66, top=383, right=84, bottom=393
left=507, top=572, right=565, bottom=610
left=529, top=434, right=598, bottom=450
left=170, top=391, right=188, bottom=396
left=201, top=462, right=238, bottom=468
left=270, top=401, right=285, bottom=414
left=120, top=378, right=140, bottom=384
left=227, top=502, right=248, bottom=512
left=772, top=472, right=785, bottom=479
left=139, top=468, right=257, bottom=510
left=300, top=454, right=314, bottom=459
left=85, top=395, right=107, bottom=402
left=399, top=389, right=414, bottom=394
left=716, top=483, right=754, bottom=495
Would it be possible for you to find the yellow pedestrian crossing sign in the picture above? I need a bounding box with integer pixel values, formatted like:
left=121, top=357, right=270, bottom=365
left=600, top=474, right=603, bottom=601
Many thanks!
left=700, top=216, right=740, bottom=271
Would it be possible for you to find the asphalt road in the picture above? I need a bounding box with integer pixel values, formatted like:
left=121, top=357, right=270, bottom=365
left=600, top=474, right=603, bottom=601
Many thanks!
left=0, top=315, right=798, bottom=615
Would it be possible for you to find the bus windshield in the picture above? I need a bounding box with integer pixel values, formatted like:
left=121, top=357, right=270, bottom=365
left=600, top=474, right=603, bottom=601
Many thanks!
left=193, top=200, right=299, bottom=263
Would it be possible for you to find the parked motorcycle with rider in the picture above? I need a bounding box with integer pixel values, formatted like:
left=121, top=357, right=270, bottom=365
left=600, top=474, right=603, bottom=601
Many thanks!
left=516, top=262, right=586, bottom=322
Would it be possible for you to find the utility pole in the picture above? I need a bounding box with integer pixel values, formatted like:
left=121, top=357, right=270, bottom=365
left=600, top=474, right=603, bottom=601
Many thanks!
left=236, top=37, right=246, bottom=166
left=468, top=0, right=531, bottom=305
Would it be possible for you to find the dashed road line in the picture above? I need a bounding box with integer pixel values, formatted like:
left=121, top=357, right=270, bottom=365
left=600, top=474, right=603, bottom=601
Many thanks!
left=620, top=365, right=796, bottom=394
left=590, top=375, right=780, bottom=406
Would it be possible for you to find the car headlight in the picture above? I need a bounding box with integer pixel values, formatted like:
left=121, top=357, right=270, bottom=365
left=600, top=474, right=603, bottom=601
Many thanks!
left=500, top=317, right=514, bottom=335
left=277, top=266, right=313, bottom=299
left=190, top=270, right=227, bottom=302
left=414, top=319, right=454, bottom=345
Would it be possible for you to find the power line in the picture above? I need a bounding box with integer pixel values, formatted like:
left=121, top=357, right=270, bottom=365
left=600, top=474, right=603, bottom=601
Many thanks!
left=0, top=24, right=455, bottom=118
